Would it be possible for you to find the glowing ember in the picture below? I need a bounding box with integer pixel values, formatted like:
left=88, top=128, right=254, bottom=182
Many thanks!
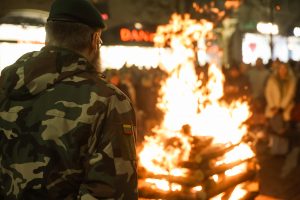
left=139, top=132, right=190, bottom=176
left=228, top=184, right=248, bottom=200
left=218, top=143, right=255, bottom=176
left=192, top=185, right=203, bottom=192
left=212, top=174, right=219, bottom=182
left=210, top=193, right=225, bottom=200
left=145, top=178, right=182, bottom=192
left=138, top=13, right=253, bottom=192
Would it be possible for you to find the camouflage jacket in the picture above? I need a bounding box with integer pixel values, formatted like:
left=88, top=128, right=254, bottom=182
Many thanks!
left=0, top=46, right=138, bottom=200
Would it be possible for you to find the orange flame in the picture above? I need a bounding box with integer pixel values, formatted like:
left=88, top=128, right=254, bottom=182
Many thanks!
left=139, top=13, right=253, bottom=191
left=145, top=178, right=182, bottom=192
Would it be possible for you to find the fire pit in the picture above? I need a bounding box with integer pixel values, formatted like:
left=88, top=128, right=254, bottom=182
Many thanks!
left=137, top=14, right=257, bottom=199
left=138, top=139, right=256, bottom=199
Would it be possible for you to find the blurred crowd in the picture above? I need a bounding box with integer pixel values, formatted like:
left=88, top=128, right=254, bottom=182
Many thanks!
left=222, top=59, right=300, bottom=131
left=103, top=66, right=167, bottom=142
left=103, top=58, right=300, bottom=143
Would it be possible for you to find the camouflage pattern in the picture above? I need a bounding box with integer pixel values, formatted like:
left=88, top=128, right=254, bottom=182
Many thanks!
left=0, top=46, right=138, bottom=200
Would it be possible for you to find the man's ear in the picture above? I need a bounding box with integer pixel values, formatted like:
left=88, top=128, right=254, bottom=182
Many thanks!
left=91, top=32, right=99, bottom=51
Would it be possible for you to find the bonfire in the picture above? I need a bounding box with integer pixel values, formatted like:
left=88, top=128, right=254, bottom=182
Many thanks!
left=138, top=14, right=256, bottom=200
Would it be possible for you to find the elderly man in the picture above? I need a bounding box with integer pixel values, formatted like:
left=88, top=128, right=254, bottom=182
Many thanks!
left=0, top=0, right=138, bottom=199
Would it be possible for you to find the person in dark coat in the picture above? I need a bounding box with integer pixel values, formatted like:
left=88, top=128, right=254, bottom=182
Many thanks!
left=223, top=64, right=251, bottom=103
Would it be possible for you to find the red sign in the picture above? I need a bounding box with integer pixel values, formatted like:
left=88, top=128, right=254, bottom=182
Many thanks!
left=120, top=28, right=155, bottom=43
left=101, top=23, right=157, bottom=46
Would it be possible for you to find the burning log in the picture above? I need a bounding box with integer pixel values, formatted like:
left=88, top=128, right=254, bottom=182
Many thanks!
left=212, top=182, right=258, bottom=200
left=139, top=170, right=205, bottom=187
left=180, top=142, right=241, bottom=169
left=139, top=160, right=253, bottom=187
left=207, top=170, right=256, bottom=198
left=138, top=187, right=206, bottom=200
left=139, top=179, right=207, bottom=200
left=240, top=191, right=259, bottom=200
left=219, top=186, right=236, bottom=200
left=138, top=170, right=256, bottom=199
left=200, top=142, right=241, bottom=161
left=204, top=158, right=253, bottom=177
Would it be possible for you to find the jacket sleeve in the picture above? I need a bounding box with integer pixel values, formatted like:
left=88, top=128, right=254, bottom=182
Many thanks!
left=78, top=93, right=138, bottom=200
left=280, top=78, right=297, bottom=109
left=265, top=78, right=276, bottom=109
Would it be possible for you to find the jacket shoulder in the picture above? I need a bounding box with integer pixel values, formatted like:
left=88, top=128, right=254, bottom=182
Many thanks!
left=1, top=51, right=37, bottom=74
left=83, top=73, right=129, bottom=99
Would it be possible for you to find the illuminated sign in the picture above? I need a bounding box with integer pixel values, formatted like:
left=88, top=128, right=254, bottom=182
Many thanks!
left=242, top=33, right=292, bottom=64
left=120, top=28, right=155, bottom=43
left=256, top=22, right=279, bottom=35
left=101, top=23, right=157, bottom=46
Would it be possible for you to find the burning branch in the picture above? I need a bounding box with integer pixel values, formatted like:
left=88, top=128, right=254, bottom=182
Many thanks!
left=207, top=170, right=256, bottom=198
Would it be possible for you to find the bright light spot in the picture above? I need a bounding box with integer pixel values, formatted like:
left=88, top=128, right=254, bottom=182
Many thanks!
left=228, top=184, right=247, bottom=200
left=0, top=43, right=44, bottom=71
left=212, top=175, right=219, bottom=182
left=101, top=14, right=109, bottom=20
left=0, top=23, right=45, bottom=71
left=134, top=22, right=143, bottom=29
left=192, top=185, right=203, bottom=192
left=256, top=22, right=279, bottom=35
left=0, top=24, right=45, bottom=43
left=225, top=163, right=248, bottom=176
left=211, top=193, right=225, bottom=200
left=100, top=46, right=171, bottom=70
left=294, top=27, right=300, bottom=37
left=145, top=178, right=182, bottom=191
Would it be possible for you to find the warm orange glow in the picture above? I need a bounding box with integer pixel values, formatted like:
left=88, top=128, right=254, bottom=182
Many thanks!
left=216, top=143, right=255, bottom=177
left=228, top=184, right=248, bottom=200
left=145, top=178, right=182, bottom=192
left=192, top=185, right=203, bottom=192
left=212, top=174, right=219, bottom=182
left=225, top=0, right=241, bottom=9
left=120, top=28, right=154, bottom=42
left=211, top=193, right=225, bottom=200
left=139, top=132, right=190, bottom=176
left=228, top=144, right=254, bottom=159
left=138, top=13, right=253, bottom=192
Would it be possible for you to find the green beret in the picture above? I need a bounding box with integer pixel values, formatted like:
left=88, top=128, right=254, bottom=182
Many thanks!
left=47, top=0, right=105, bottom=29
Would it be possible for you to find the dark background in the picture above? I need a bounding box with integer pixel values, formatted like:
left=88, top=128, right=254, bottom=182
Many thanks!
left=1, top=0, right=300, bottom=35
left=1, top=0, right=300, bottom=65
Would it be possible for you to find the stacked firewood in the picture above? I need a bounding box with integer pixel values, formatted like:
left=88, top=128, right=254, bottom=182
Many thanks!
left=138, top=130, right=257, bottom=200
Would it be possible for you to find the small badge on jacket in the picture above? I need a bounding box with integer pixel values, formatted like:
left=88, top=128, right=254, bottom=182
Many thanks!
left=123, top=124, right=135, bottom=135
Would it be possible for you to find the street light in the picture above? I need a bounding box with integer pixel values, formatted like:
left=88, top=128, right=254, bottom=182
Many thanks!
left=256, top=22, right=279, bottom=35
